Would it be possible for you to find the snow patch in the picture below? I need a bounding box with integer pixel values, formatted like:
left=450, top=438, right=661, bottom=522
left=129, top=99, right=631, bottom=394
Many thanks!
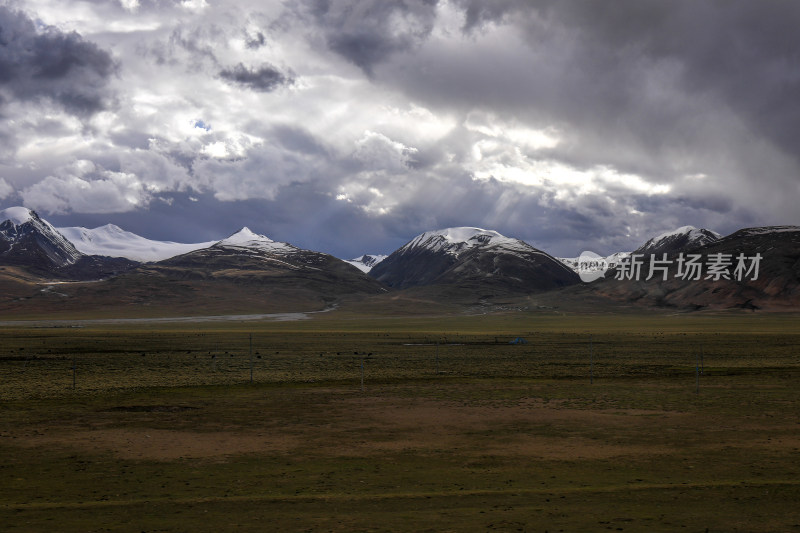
left=216, top=227, right=297, bottom=254
left=344, top=254, right=387, bottom=273
left=1, top=206, right=34, bottom=226
left=58, top=224, right=216, bottom=262
left=650, top=225, right=721, bottom=242
left=400, top=227, right=533, bottom=257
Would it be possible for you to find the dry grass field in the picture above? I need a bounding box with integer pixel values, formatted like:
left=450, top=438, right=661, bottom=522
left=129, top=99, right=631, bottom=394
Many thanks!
left=1, top=311, right=799, bottom=531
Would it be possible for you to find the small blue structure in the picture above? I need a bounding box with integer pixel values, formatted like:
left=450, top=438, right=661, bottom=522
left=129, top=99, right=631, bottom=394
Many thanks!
left=509, top=337, right=528, bottom=345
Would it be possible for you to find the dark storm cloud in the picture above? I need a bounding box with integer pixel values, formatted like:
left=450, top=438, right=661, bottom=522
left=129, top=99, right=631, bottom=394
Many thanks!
left=218, top=62, right=293, bottom=92
left=375, top=0, right=800, bottom=181
left=532, top=0, right=800, bottom=165
left=456, top=0, right=526, bottom=32
left=305, top=0, right=439, bottom=75
left=0, top=5, right=116, bottom=115
left=319, top=0, right=800, bottom=254
left=245, top=30, right=265, bottom=49
left=8, top=0, right=799, bottom=260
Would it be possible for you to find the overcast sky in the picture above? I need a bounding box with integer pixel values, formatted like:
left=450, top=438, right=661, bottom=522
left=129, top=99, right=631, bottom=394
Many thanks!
left=1, top=0, right=799, bottom=258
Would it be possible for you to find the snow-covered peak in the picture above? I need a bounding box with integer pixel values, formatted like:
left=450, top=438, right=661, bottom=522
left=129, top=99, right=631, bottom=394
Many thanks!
left=438, top=227, right=503, bottom=243
left=58, top=224, right=216, bottom=262
left=399, top=227, right=530, bottom=257
left=97, top=223, right=125, bottom=234
left=636, top=225, right=721, bottom=254
left=216, top=227, right=297, bottom=254
left=1, top=206, right=82, bottom=266
left=345, top=254, right=388, bottom=273
left=651, top=225, right=721, bottom=243
left=0, top=206, right=35, bottom=226
left=219, top=227, right=272, bottom=246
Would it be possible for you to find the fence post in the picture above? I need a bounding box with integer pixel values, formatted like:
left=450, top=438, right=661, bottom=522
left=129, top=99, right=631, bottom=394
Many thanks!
left=700, top=345, right=704, bottom=374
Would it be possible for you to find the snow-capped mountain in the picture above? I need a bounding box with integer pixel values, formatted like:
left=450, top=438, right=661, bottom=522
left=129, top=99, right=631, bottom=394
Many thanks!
left=214, top=227, right=298, bottom=255
left=634, top=225, right=721, bottom=255
left=145, top=226, right=385, bottom=302
left=344, top=254, right=388, bottom=273
left=1, top=207, right=82, bottom=267
left=396, top=227, right=534, bottom=257
left=0, top=207, right=138, bottom=280
left=370, top=226, right=578, bottom=292
left=58, top=224, right=216, bottom=263
left=557, top=226, right=720, bottom=274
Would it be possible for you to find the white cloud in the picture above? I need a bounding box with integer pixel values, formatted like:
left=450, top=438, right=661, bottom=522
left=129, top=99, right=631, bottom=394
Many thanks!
left=464, top=111, right=559, bottom=150
left=0, top=178, right=14, bottom=199
left=119, top=0, right=140, bottom=13
left=200, top=142, right=229, bottom=159
left=468, top=124, right=671, bottom=203
left=118, top=148, right=194, bottom=193
left=20, top=160, right=150, bottom=214
left=353, top=131, right=417, bottom=172
left=21, top=173, right=146, bottom=214
left=192, top=141, right=318, bottom=201
left=181, top=0, right=209, bottom=12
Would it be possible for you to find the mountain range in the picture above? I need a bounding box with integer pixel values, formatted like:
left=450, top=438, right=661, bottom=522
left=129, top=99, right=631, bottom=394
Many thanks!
left=555, top=225, right=722, bottom=275
left=1, top=206, right=798, bottom=315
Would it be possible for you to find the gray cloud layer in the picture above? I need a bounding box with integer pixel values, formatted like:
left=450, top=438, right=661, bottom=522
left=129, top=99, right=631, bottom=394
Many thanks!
left=1, top=0, right=798, bottom=258
left=308, top=0, right=439, bottom=75
left=0, top=5, right=115, bottom=115
left=219, top=62, right=293, bottom=92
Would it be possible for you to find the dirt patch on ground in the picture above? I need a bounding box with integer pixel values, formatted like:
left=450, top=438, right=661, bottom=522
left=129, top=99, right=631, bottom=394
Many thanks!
left=10, top=392, right=796, bottom=462
left=16, top=427, right=301, bottom=461
left=11, top=396, right=677, bottom=461
left=296, top=396, right=681, bottom=459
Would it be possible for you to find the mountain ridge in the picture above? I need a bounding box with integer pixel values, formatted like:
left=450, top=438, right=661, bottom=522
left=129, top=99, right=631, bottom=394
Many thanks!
left=2, top=206, right=798, bottom=315
left=578, top=225, right=800, bottom=311
left=370, top=226, right=579, bottom=293
left=634, top=225, right=721, bottom=255
left=58, top=224, right=216, bottom=263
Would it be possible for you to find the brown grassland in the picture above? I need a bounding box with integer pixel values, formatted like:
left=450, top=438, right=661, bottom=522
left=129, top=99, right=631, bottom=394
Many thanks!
left=1, top=311, right=799, bottom=531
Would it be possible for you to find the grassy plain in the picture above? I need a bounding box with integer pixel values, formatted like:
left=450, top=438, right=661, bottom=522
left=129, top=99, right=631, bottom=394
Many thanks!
left=1, top=311, right=799, bottom=531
